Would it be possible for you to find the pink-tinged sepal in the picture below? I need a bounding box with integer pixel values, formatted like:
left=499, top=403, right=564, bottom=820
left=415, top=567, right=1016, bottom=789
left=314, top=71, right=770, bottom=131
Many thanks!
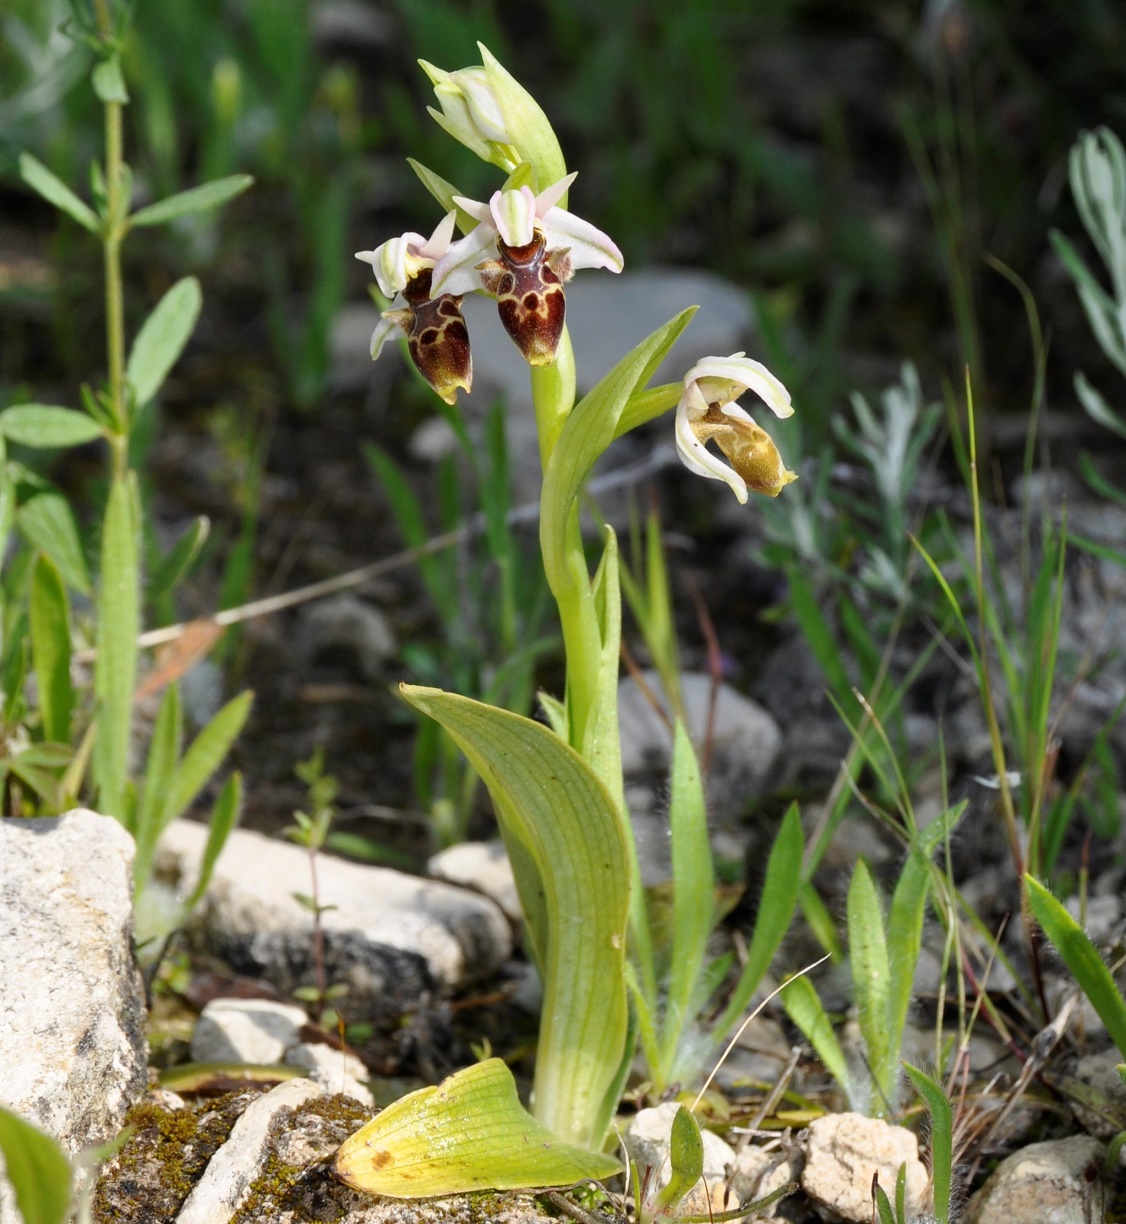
left=476, top=232, right=566, bottom=366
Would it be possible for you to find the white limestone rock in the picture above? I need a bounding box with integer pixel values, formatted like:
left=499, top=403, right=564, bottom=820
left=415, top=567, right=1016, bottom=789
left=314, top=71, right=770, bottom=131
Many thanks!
left=191, top=998, right=308, bottom=1065
left=961, top=1135, right=1106, bottom=1224
left=427, top=840, right=522, bottom=924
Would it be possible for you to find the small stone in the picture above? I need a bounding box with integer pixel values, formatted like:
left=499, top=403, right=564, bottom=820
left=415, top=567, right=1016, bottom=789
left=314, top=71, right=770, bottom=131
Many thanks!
left=1064, top=893, right=1122, bottom=944
left=800, top=1112, right=929, bottom=1223
left=191, top=998, right=308, bottom=1065
left=729, top=1142, right=803, bottom=1218
left=961, top=1135, right=1105, bottom=1224
left=298, top=593, right=396, bottom=681
left=174, top=1078, right=325, bottom=1224
left=1060, top=1049, right=1126, bottom=1139
left=156, top=821, right=512, bottom=1016
left=428, top=840, right=522, bottom=924
left=0, top=810, right=148, bottom=1214
left=285, top=1042, right=372, bottom=1106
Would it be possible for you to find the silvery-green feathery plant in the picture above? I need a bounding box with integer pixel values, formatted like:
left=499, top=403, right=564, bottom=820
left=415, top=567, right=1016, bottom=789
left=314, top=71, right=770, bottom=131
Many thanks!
left=336, top=46, right=798, bottom=1196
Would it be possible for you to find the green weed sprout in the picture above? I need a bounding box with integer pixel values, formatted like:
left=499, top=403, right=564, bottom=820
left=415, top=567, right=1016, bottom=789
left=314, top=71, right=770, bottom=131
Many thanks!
left=335, top=46, right=799, bottom=1191
left=15, top=0, right=251, bottom=902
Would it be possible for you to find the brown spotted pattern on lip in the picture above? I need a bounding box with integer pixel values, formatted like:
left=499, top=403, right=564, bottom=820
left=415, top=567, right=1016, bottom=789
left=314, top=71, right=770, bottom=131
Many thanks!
left=475, top=231, right=570, bottom=367
left=383, top=268, right=472, bottom=405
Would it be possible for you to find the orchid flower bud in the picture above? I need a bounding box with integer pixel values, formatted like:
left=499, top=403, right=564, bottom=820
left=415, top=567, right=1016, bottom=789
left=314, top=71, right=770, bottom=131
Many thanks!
left=675, top=354, right=797, bottom=502
left=419, top=44, right=567, bottom=192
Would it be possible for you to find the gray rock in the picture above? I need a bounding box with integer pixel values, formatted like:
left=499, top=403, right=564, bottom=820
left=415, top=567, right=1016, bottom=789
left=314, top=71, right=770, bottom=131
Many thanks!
left=0, top=810, right=147, bottom=1213
left=298, top=593, right=397, bottom=681
left=156, top=820, right=512, bottom=1016
left=624, top=1103, right=736, bottom=1217
left=729, top=1141, right=803, bottom=1218
left=961, top=1135, right=1106, bottom=1224
left=191, top=998, right=308, bottom=1065
left=618, top=670, right=781, bottom=812
left=1061, top=1049, right=1126, bottom=1139
left=1064, top=893, right=1122, bottom=944
left=428, top=840, right=522, bottom=924
left=800, top=1112, right=929, bottom=1223
left=174, top=1078, right=325, bottom=1224
left=284, top=1043, right=372, bottom=1106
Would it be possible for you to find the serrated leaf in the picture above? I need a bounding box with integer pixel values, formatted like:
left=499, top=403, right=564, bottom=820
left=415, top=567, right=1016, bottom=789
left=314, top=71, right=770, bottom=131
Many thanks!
left=334, top=1058, right=620, bottom=1198
left=1026, top=874, right=1126, bottom=1058
left=93, top=476, right=140, bottom=821
left=17, top=493, right=91, bottom=595
left=18, top=153, right=99, bottom=233
left=0, top=1108, right=72, bottom=1224
left=125, top=277, right=202, bottom=409
left=29, top=554, right=73, bottom=744
left=400, top=685, right=629, bottom=1150
left=0, top=405, right=103, bottom=448
left=129, top=174, right=253, bottom=228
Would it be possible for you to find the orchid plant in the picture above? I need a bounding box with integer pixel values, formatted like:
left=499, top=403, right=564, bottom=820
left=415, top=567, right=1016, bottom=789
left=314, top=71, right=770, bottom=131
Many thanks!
left=337, top=46, right=798, bottom=1195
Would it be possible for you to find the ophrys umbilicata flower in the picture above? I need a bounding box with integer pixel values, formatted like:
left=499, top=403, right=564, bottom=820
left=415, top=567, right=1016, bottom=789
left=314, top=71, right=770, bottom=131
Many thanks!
left=676, top=354, right=797, bottom=502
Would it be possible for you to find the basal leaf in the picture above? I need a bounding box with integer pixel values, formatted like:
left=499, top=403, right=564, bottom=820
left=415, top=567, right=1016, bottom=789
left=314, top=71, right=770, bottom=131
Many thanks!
left=333, top=1058, right=620, bottom=1198
left=848, top=860, right=893, bottom=1111
left=129, top=175, right=253, bottom=228
left=181, top=772, right=243, bottom=915
left=780, top=973, right=852, bottom=1100
left=0, top=1107, right=72, bottom=1224
left=400, top=685, right=629, bottom=1150
left=0, top=405, right=103, bottom=448
left=29, top=554, right=73, bottom=745
left=125, top=277, right=202, bottom=409
left=165, top=691, right=253, bottom=827
left=903, top=1064, right=952, bottom=1224
left=132, top=683, right=183, bottom=884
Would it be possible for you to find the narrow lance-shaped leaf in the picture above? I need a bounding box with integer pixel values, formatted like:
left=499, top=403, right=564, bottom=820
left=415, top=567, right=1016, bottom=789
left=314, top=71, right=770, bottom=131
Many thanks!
left=18, top=153, right=100, bottom=233
left=93, top=475, right=141, bottom=822
left=400, top=685, right=630, bottom=1151
left=780, top=973, right=853, bottom=1100
left=125, top=277, right=203, bottom=410
left=165, top=691, right=253, bottom=828
left=0, top=1108, right=72, bottom=1224
left=182, top=772, right=243, bottom=915
left=0, top=405, right=103, bottom=448
left=848, top=860, right=894, bottom=1112
left=29, top=554, right=74, bottom=745
left=904, top=1064, right=953, bottom=1224
left=17, top=493, right=91, bottom=596
left=129, top=174, right=253, bottom=228
left=132, top=683, right=183, bottom=886
left=1026, top=874, right=1126, bottom=1058
left=885, top=849, right=931, bottom=1081
left=334, top=1058, right=620, bottom=1198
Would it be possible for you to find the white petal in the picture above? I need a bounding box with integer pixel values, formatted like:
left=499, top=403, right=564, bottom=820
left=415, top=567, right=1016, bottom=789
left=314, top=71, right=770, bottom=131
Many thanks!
left=364, top=231, right=427, bottom=296
left=674, top=393, right=748, bottom=504
left=450, top=66, right=511, bottom=144
left=540, top=206, right=623, bottom=272
left=686, top=353, right=793, bottom=419
left=370, top=304, right=405, bottom=360
left=430, top=221, right=496, bottom=296
left=420, top=211, right=458, bottom=260
left=489, top=186, right=537, bottom=247
left=533, top=172, right=578, bottom=217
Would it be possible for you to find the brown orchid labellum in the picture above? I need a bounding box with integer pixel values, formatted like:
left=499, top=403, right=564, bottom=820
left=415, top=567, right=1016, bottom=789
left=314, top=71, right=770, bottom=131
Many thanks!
left=382, top=269, right=472, bottom=405
left=475, top=232, right=572, bottom=367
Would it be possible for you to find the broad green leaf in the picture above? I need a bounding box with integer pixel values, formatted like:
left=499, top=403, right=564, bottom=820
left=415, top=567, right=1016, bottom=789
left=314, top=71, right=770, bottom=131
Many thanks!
left=165, top=690, right=253, bottom=825
left=0, top=1107, right=72, bottom=1224
left=661, top=720, right=713, bottom=1077
left=904, top=1064, right=952, bottom=1224
left=333, top=1058, right=620, bottom=1197
left=18, top=153, right=99, bottom=233
left=0, top=405, right=102, bottom=448
left=182, top=772, right=243, bottom=914
left=540, top=309, right=695, bottom=601
left=1026, top=874, right=1126, bottom=1058
left=17, top=493, right=90, bottom=595
left=714, top=804, right=804, bottom=1037
left=93, top=475, right=140, bottom=821
left=655, top=1106, right=704, bottom=1214
left=132, top=683, right=183, bottom=882
left=125, top=277, right=202, bottom=409
left=780, top=973, right=852, bottom=1099
left=129, top=174, right=253, bottom=228
left=400, top=685, right=629, bottom=1150
left=91, top=55, right=129, bottom=104
left=848, top=860, right=893, bottom=1111
left=29, top=554, right=73, bottom=744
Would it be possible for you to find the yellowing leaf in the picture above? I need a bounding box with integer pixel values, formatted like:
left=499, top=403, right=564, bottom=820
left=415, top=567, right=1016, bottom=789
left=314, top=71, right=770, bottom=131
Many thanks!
left=333, top=1058, right=621, bottom=1198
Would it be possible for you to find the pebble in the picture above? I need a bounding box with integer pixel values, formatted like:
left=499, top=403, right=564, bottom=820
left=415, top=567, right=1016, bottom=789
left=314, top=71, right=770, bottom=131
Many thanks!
left=285, top=1042, right=373, bottom=1106
left=799, top=1112, right=929, bottom=1223
left=960, top=1134, right=1106, bottom=1224
left=190, top=998, right=308, bottom=1065
left=156, top=820, right=512, bottom=1015
left=427, top=840, right=522, bottom=924
left=0, top=810, right=148, bottom=1214
left=297, top=593, right=397, bottom=681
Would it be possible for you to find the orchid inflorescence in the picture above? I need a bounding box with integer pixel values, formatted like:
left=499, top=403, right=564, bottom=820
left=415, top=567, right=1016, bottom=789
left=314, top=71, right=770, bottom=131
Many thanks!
left=355, top=44, right=794, bottom=501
